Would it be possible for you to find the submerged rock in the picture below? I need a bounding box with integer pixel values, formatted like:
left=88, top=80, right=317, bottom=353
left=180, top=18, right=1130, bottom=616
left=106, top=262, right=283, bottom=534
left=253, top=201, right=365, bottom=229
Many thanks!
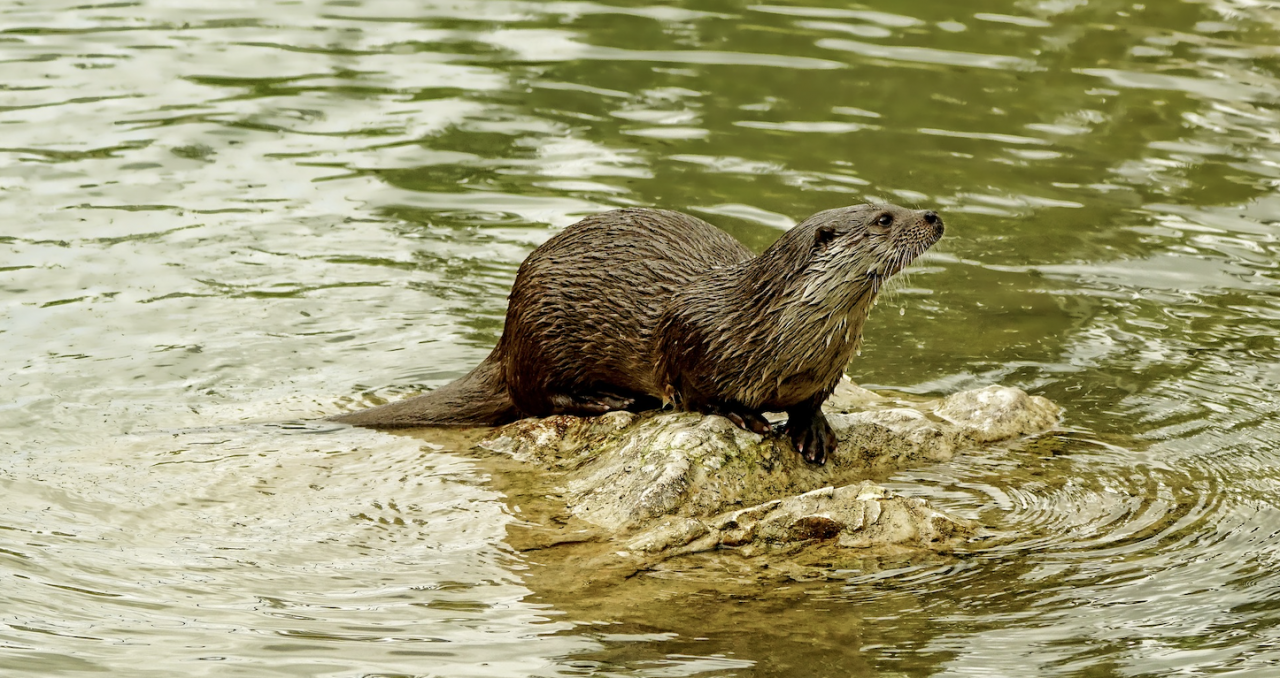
left=625, top=482, right=969, bottom=558
left=479, top=384, right=1058, bottom=563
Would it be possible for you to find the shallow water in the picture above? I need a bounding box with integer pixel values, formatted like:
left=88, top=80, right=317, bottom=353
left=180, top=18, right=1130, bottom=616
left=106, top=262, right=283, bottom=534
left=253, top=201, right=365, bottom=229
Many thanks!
left=4, top=0, right=1280, bottom=675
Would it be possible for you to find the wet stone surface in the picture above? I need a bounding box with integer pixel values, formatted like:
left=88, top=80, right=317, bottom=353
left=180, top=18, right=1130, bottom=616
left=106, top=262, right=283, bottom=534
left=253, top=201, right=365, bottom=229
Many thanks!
left=479, top=383, right=1060, bottom=566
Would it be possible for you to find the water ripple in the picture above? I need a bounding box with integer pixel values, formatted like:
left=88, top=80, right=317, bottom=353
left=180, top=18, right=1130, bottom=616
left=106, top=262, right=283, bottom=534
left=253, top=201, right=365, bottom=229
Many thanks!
left=7, top=0, right=1280, bottom=674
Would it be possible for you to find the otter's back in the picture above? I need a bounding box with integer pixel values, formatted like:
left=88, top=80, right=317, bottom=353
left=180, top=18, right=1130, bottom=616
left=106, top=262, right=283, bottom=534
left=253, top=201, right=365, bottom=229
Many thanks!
left=500, top=208, right=752, bottom=414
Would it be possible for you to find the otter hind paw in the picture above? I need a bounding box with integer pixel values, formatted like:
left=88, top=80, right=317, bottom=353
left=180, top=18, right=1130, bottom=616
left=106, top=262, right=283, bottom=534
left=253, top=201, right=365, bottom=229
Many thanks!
left=722, top=410, right=772, bottom=435
left=551, top=392, right=635, bottom=416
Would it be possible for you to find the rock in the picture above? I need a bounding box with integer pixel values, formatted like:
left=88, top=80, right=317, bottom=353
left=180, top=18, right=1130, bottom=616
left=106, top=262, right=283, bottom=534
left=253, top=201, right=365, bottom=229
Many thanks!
left=481, top=410, right=638, bottom=470
left=625, top=517, right=710, bottom=553
left=622, top=482, right=972, bottom=557
left=478, top=384, right=1059, bottom=564
left=824, top=379, right=884, bottom=412
left=934, top=384, right=1060, bottom=443
left=830, top=407, right=960, bottom=466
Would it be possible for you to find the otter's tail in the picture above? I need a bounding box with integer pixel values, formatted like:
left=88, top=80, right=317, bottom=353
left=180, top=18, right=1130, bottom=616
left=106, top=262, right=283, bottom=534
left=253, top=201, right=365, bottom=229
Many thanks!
left=329, top=354, right=519, bottom=428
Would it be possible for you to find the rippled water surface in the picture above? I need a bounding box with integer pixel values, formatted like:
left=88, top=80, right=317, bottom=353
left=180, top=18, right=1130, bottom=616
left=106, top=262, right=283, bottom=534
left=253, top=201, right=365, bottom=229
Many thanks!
left=5, top=0, right=1280, bottom=675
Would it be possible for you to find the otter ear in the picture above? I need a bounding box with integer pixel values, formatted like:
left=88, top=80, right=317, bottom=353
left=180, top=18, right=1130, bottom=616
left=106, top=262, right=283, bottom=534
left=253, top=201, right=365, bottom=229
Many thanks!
left=814, top=224, right=837, bottom=249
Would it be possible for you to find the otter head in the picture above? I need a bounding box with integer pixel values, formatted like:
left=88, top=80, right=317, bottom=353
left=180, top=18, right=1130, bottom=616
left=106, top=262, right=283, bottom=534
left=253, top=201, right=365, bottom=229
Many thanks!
left=766, top=203, right=944, bottom=307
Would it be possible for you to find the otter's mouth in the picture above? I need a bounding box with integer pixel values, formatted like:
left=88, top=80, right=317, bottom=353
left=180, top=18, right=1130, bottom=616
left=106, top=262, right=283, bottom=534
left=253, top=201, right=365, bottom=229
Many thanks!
left=867, top=240, right=936, bottom=283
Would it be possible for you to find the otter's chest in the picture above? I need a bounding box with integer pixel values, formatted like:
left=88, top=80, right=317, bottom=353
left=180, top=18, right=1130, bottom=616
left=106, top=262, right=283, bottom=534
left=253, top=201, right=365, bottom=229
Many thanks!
left=751, top=307, right=865, bottom=409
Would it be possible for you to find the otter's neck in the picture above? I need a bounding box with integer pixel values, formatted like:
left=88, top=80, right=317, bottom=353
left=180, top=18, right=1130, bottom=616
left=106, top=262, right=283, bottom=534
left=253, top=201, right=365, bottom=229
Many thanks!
left=734, top=239, right=881, bottom=318
left=732, top=241, right=882, bottom=373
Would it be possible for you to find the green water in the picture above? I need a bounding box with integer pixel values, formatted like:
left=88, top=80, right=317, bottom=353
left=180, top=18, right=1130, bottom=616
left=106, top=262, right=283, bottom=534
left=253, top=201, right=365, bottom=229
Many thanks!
left=4, top=0, right=1280, bottom=675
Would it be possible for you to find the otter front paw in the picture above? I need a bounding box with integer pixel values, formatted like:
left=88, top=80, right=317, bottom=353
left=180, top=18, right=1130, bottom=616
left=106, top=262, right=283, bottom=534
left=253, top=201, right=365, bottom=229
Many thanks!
left=785, top=412, right=836, bottom=465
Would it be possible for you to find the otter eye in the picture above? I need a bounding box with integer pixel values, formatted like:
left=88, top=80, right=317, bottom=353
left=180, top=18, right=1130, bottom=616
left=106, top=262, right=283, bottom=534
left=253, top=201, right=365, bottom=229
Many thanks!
left=877, top=214, right=893, bottom=227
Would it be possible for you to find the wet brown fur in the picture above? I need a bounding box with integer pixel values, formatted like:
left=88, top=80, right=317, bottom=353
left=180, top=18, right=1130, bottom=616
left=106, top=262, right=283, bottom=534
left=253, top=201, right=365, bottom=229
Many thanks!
left=331, top=204, right=944, bottom=463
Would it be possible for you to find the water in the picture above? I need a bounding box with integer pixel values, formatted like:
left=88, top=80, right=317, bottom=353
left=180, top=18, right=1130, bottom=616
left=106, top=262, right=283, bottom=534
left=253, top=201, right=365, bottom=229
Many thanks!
left=3, top=0, right=1280, bottom=675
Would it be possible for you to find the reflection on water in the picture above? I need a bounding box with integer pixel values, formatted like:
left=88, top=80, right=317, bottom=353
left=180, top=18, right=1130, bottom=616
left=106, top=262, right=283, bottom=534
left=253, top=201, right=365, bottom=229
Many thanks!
left=4, top=0, right=1280, bottom=674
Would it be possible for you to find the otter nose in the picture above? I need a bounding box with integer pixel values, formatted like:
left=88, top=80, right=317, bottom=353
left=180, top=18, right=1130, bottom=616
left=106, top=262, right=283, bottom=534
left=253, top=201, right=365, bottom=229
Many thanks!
left=922, top=210, right=944, bottom=237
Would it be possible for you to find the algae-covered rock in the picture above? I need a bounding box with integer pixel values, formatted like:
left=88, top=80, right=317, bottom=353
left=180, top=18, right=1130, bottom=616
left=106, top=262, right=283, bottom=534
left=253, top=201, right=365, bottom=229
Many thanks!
left=481, top=409, right=638, bottom=470
left=830, top=407, right=960, bottom=466
left=478, top=384, right=1058, bottom=563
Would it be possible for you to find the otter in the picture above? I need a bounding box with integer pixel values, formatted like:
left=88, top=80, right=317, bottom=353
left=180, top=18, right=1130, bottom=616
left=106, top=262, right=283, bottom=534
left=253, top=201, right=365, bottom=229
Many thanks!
left=332, top=204, right=944, bottom=465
